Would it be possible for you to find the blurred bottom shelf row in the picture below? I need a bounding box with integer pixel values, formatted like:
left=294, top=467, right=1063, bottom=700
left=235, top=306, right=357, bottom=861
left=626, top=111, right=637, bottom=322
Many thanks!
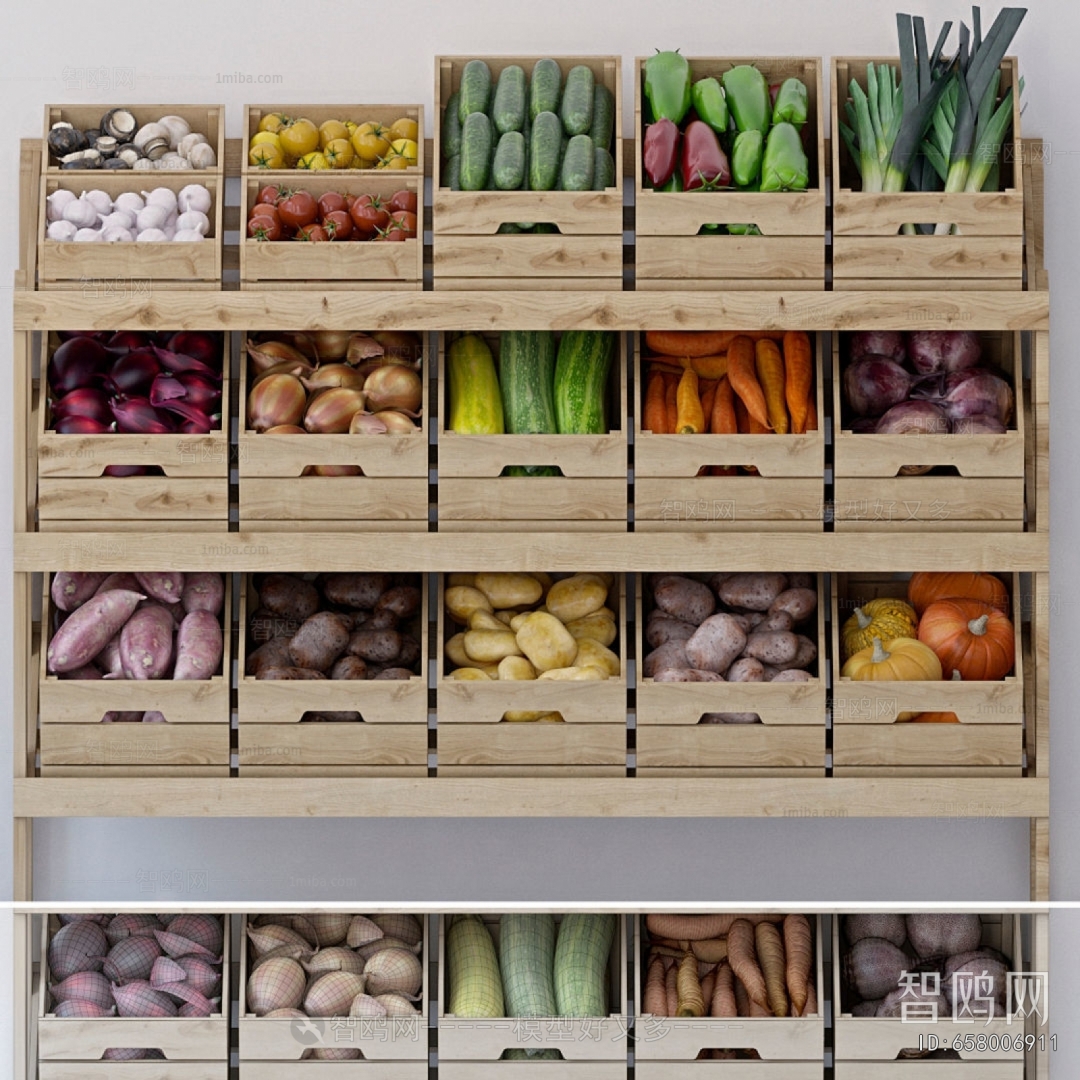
left=19, top=910, right=1049, bottom=1078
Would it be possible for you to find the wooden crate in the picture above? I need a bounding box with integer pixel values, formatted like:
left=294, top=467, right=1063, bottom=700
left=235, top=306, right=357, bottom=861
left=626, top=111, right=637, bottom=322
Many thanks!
left=634, top=58, right=826, bottom=290
left=436, top=331, right=628, bottom=530
left=237, top=336, right=429, bottom=529
left=238, top=913, right=428, bottom=1062
left=831, top=573, right=1024, bottom=773
left=834, top=1066, right=1023, bottom=1079
left=832, top=58, right=1023, bottom=290
left=634, top=916, right=824, bottom=1068
left=833, top=914, right=1024, bottom=1062
left=237, top=573, right=428, bottom=774
left=833, top=331, right=1025, bottom=530
left=440, top=1066, right=627, bottom=1080
left=436, top=575, right=626, bottom=773
left=37, top=914, right=230, bottom=1076
left=44, top=104, right=225, bottom=175
left=242, top=104, right=424, bottom=175
left=635, top=574, right=826, bottom=774
left=438, top=913, right=627, bottom=1061
left=633, top=334, right=825, bottom=531
left=432, top=56, right=624, bottom=291
left=38, top=576, right=232, bottom=775
left=239, top=173, right=422, bottom=290
left=36, top=331, right=230, bottom=530
left=38, top=171, right=223, bottom=289
left=239, top=1066, right=427, bottom=1080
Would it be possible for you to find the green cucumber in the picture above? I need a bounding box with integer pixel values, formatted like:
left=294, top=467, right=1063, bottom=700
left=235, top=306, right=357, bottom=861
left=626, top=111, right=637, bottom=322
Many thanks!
left=442, top=92, right=463, bottom=158
left=559, top=134, right=595, bottom=191
left=493, top=131, right=526, bottom=190
left=500, top=331, right=560, bottom=477
left=593, top=146, right=615, bottom=190
left=528, top=111, right=562, bottom=191
left=458, top=60, right=492, bottom=122
left=493, top=65, right=527, bottom=134
left=588, top=84, right=615, bottom=151
left=560, top=65, right=595, bottom=136
left=497, top=223, right=523, bottom=233
left=533, top=223, right=558, bottom=233
left=554, top=331, right=614, bottom=435
left=459, top=112, right=493, bottom=190
left=529, top=59, right=563, bottom=122
left=445, top=153, right=462, bottom=191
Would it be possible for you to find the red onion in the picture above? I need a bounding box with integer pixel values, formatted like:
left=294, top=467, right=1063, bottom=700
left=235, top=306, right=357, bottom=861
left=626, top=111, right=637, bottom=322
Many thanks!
left=942, top=371, right=1014, bottom=425
left=850, top=331, right=906, bottom=365
left=180, top=417, right=218, bottom=434
left=158, top=400, right=214, bottom=431
left=152, top=346, right=220, bottom=379
left=850, top=418, right=878, bottom=434
left=106, top=330, right=151, bottom=354
left=104, top=466, right=149, bottom=477
left=54, top=415, right=113, bottom=435
left=150, top=373, right=220, bottom=412
left=953, top=415, right=1007, bottom=435
left=907, top=331, right=982, bottom=375
left=52, top=388, right=113, bottom=426
left=875, top=400, right=950, bottom=435
left=49, top=336, right=109, bottom=394
left=111, top=398, right=176, bottom=434
left=843, top=356, right=911, bottom=418
left=149, top=375, right=186, bottom=405
left=106, top=348, right=162, bottom=395
left=167, top=331, right=219, bottom=366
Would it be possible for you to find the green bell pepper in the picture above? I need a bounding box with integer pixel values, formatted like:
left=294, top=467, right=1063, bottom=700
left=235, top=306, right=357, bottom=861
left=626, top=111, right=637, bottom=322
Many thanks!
left=731, top=130, right=764, bottom=188
left=644, top=50, right=692, bottom=124
left=772, top=77, right=809, bottom=128
left=760, top=121, right=809, bottom=192
left=721, top=64, right=771, bottom=135
left=691, top=77, right=728, bottom=133
left=659, top=172, right=683, bottom=192
left=725, top=223, right=763, bottom=235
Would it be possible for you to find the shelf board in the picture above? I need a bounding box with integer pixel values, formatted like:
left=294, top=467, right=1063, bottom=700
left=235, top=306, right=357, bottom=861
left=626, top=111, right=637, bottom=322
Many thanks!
left=12, top=288, right=1049, bottom=333
left=13, top=531, right=1049, bottom=572
left=14, top=776, right=1049, bottom=819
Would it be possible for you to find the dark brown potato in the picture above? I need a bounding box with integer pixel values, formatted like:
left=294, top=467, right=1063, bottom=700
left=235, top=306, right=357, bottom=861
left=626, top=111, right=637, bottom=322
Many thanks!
left=323, top=573, right=392, bottom=610
left=375, top=585, right=422, bottom=620
left=257, top=666, right=326, bottom=680
left=396, top=634, right=422, bottom=671
left=330, top=656, right=368, bottom=680
left=259, top=575, right=319, bottom=621
left=369, top=609, right=400, bottom=631
left=643, top=641, right=691, bottom=678
left=347, top=629, right=403, bottom=664
left=653, top=575, right=715, bottom=625
left=374, top=667, right=415, bottom=680
left=288, top=612, right=351, bottom=671
left=249, top=608, right=301, bottom=643
left=645, top=612, right=698, bottom=649
left=246, top=638, right=294, bottom=677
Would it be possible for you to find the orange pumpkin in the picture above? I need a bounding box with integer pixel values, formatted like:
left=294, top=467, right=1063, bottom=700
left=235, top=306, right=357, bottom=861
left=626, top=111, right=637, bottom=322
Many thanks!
left=917, top=598, right=1015, bottom=680
left=908, top=712, right=961, bottom=723
left=907, top=572, right=1009, bottom=616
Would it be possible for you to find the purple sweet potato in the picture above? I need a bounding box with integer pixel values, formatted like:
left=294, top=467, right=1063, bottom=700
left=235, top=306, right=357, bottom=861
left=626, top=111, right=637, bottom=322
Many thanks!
left=101, top=711, right=144, bottom=723
left=135, top=572, right=185, bottom=605
left=51, top=572, right=106, bottom=612
left=142, top=711, right=167, bottom=723
left=173, top=611, right=223, bottom=680
left=120, top=605, right=176, bottom=680
left=95, top=634, right=124, bottom=678
left=47, top=590, right=145, bottom=674
left=95, top=572, right=141, bottom=595
left=288, top=613, right=351, bottom=672
left=60, top=664, right=103, bottom=680
left=181, top=572, right=225, bottom=615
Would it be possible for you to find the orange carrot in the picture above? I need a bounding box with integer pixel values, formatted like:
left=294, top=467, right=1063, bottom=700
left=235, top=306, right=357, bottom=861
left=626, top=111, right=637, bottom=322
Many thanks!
left=732, top=394, right=750, bottom=435
left=643, top=370, right=668, bottom=434
left=664, top=375, right=679, bottom=434
left=783, top=331, right=813, bottom=435
left=805, top=385, right=818, bottom=431
left=711, top=962, right=737, bottom=1017
left=728, top=919, right=768, bottom=1011
left=677, top=951, right=706, bottom=1017
left=783, top=914, right=813, bottom=1016
left=643, top=955, right=667, bottom=1016
left=646, top=330, right=741, bottom=358
left=755, top=921, right=790, bottom=1017
left=727, top=336, right=771, bottom=429
left=665, top=961, right=679, bottom=1017
left=676, top=369, right=705, bottom=434
left=699, top=379, right=718, bottom=429
left=711, top=376, right=738, bottom=436
left=754, top=338, right=789, bottom=434
left=682, top=354, right=728, bottom=379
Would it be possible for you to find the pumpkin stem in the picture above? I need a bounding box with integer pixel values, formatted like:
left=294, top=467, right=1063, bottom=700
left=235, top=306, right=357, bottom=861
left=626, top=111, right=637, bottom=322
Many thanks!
left=967, top=614, right=990, bottom=636
left=870, top=637, right=891, bottom=664
left=855, top=607, right=873, bottom=630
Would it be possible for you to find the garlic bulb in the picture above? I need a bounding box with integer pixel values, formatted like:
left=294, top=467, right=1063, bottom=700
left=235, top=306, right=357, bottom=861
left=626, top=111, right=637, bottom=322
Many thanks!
left=114, top=191, right=145, bottom=215
left=135, top=204, right=168, bottom=232
left=99, top=210, right=135, bottom=230
left=62, top=199, right=99, bottom=229
left=142, top=188, right=178, bottom=214
left=82, top=189, right=113, bottom=215
left=136, top=228, right=168, bottom=242
left=132, top=158, right=155, bottom=171
left=173, top=229, right=205, bottom=242
left=176, top=210, right=209, bottom=235
left=177, top=184, right=211, bottom=215
left=74, top=228, right=103, bottom=242
left=101, top=225, right=134, bottom=242
left=47, top=219, right=78, bottom=241
left=46, top=189, right=77, bottom=222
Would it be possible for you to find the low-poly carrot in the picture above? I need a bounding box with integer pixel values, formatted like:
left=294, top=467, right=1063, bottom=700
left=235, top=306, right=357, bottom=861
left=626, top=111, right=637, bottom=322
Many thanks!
left=783, top=331, right=813, bottom=435
left=755, top=921, right=790, bottom=1017
left=676, top=368, right=705, bottom=433
left=783, top=913, right=813, bottom=1016
left=700, top=966, right=717, bottom=1008
left=728, top=919, right=768, bottom=1011
left=699, top=379, right=718, bottom=430
left=664, top=374, right=679, bottom=434
left=711, top=376, right=738, bottom=436
left=711, top=962, right=737, bottom=1018
left=677, top=951, right=706, bottom=1017
left=727, top=336, right=771, bottom=429
left=643, top=954, right=667, bottom=1016
left=665, top=960, right=679, bottom=1017
left=643, top=370, right=668, bottom=434
left=755, top=338, right=789, bottom=434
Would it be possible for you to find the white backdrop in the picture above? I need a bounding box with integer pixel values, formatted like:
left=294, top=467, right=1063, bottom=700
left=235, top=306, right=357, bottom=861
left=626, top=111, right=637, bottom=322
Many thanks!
left=2, top=0, right=1079, bottom=1070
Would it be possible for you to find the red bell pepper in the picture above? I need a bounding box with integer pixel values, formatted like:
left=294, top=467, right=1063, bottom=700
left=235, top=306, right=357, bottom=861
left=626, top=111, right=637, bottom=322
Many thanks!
left=643, top=118, right=680, bottom=187
left=681, top=120, right=731, bottom=190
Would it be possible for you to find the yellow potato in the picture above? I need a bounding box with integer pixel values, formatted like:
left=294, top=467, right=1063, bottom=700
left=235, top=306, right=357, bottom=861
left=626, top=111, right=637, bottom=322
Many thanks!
left=503, top=710, right=549, bottom=721
left=445, top=632, right=471, bottom=669
left=468, top=609, right=507, bottom=632
left=452, top=667, right=492, bottom=681
left=593, top=572, right=615, bottom=588
left=545, top=574, right=608, bottom=623
left=537, top=665, right=607, bottom=681
left=447, top=573, right=476, bottom=588
left=509, top=612, right=531, bottom=633
left=536, top=711, right=565, bottom=722
left=565, top=612, right=617, bottom=647
left=463, top=629, right=523, bottom=664
left=497, top=655, right=536, bottom=680
left=515, top=612, right=578, bottom=672
left=573, top=638, right=621, bottom=677
left=446, top=585, right=493, bottom=624
left=474, top=572, right=544, bottom=609
left=528, top=571, right=553, bottom=595
left=494, top=610, right=517, bottom=627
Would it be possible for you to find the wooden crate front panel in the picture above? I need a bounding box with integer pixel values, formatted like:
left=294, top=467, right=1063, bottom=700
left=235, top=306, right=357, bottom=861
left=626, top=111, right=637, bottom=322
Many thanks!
left=832, top=724, right=1023, bottom=767
left=635, top=58, right=825, bottom=237
left=38, top=478, right=229, bottom=523
left=833, top=236, right=1024, bottom=282
left=40, top=724, right=229, bottom=768
left=38, top=173, right=223, bottom=285
left=41, top=1065, right=229, bottom=1080
left=440, top=1065, right=627, bottom=1080
left=44, top=105, right=226, bottom=176
left=240, top=174, right=421, bottom=286
left=438, top=722, right=625, bottom=768
left=433, top=275, right=625, bottom=293
left=638, top=1065, right=824, bottom=1080
left=832, top=478, right=1025, bottom=526
left=38, top=915, right=230, bottom=1061
left=239, top=1065, right=427, bottom=1080
left=238, top=913, right=428, bottom=1060
left=433, top=57, right=623, bottom=236
left=240, top=478, right=429, bottom=523
left=436, top=575, right=627, bottom=725
left=633, top=478, right=821, bottom=529
left=634, top=917, right=824, bottom=1061
left=433, top=235, right=625, bottom=281
left=237, top=573, right=428, bottom=725
left=832, top=914, right=1025, bottom=1062
left=440, top=478, right=626, bottom=523
left=635, top=726, right=823, bottom=769
left=242, top=104, right=424, bottom=175
left=635, top=236, right=824, bottom=285
left=438, top=913, right=627, bottom=1061
left=238, top=723, right=427, bottom=768
left=831, top=573, right=1024, bottom=725
left=39, top=576, right=232, bottom=726
left=834, top=1066, right=1022, bottom=1080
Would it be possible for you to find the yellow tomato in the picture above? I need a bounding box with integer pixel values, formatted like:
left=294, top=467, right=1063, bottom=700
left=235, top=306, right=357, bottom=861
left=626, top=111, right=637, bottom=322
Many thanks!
left=279, top=118, right=320, bottom=159
left=351, top=122, right=391, bottom=162
left=248, top=143, right=285, bottom=169
left=258, top=111, right=290, bottom=134
left=296, top=151, right=330, bottom=170
left=376, top=152, right=410, bottom=170
left=389, top=138, right=418, bottom=165
left=344, top=120, right=358, bottom=136
left=324, top=138, right=355, bottom=168
left=250, top=131, right=283, bottom=151
left=389, top=117, right=419, bottom=142
left=318, top=119, right=350, bottom=149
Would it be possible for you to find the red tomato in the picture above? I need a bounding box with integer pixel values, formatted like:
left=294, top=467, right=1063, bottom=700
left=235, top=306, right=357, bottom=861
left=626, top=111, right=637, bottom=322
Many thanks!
left=318, top=191, right=348, bottom=218
left=389, top=210, right=418, bottom=239
left=344, top=193, right=357, bottom=208
left=323, top=210, right=353, bottom=240
left=257, top=184, right=283, bottom=205
left=249, top=204, right=280, bottom=226
left=278, top=190, right=318, bottom=229
left=248, top=215, right=282, bottom=241
left=296, top=223, right=329, bottom=242
left=349, top=193, right=389, bottom=236
left=388, top=189, right=418, bottom=214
